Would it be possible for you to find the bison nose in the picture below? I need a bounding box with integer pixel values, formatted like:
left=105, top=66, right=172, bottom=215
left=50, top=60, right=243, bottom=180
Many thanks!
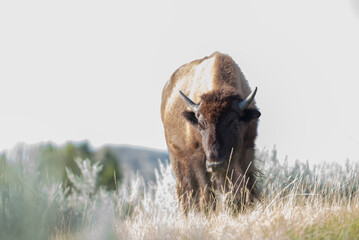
left=206, top=160, right=225, bottom=173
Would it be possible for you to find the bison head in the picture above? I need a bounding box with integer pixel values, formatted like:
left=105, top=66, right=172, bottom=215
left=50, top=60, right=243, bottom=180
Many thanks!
left=179, top=88, right=261, bottom=173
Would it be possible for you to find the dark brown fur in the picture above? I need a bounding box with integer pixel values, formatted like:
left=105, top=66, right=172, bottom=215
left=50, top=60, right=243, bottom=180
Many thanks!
left=161, top=52, right=261, bottom=212
left=199, top=89, right=240, bottom=123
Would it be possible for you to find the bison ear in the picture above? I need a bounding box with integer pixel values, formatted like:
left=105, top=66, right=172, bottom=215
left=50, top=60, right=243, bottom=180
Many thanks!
left=241, top=109, right=261, bottom=122
left=182, top=111, right=198, bottom=126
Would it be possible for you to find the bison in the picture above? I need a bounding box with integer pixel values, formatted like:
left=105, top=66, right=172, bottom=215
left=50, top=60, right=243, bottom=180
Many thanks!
left=161, top=52, right=261, bottom=212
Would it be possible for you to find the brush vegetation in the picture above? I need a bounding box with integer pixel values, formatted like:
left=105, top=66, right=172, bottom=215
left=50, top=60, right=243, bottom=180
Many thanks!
left=0, top=147, right=358, bottom=240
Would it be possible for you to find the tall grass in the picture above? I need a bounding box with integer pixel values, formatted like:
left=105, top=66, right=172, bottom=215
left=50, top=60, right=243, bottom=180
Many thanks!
left=0, top=147, right=358, bottom=239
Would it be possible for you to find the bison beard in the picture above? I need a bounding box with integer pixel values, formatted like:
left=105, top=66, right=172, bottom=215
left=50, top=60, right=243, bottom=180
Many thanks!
left=161, top=52, right=261, bottom=213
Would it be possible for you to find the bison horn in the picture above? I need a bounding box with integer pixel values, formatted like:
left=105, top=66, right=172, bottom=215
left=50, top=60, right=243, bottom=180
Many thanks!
left=238, top=87, right=258, bottom=111
left=179, top=90, right=199, bottom=112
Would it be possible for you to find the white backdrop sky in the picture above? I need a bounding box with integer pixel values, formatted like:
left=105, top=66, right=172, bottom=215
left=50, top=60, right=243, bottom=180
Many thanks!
left=1, top=0, right=359, bottom=163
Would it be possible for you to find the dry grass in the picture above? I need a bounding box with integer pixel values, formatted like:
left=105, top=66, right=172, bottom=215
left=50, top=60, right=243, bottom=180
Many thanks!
left=51, top=186, right=359, bottom=240
left=2, top=149, right=359, bottom=240
left=108, top=179, right=359, bottom=240
left=53, top=160, right=359, bottom=240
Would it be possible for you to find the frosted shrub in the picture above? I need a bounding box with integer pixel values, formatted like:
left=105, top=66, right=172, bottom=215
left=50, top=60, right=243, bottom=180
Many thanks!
left=137, top=161, right=177, bottom=216
left=60, top=158, right=117, bottom=234
left=65, top=158, right=103, bottom=202
left=115, top=161, right=177, bottom=219
left=153, top=161, right=177, bottom=213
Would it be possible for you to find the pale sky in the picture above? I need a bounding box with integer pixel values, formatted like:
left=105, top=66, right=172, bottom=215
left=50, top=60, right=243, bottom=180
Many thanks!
left=1, top=0, right=359, bottom=163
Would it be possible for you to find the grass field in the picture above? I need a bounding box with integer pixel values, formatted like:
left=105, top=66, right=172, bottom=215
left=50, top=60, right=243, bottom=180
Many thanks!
left=1, top=148, right=358, bottom=240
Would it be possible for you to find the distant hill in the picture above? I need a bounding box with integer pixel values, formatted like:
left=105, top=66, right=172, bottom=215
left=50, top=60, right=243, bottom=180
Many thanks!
left=98, top=144, right=170, bottom=184
left=2, top=142, right=171, bottom=185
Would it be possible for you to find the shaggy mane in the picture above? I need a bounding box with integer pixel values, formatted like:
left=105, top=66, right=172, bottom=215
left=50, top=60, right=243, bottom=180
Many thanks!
left=200, top=89, right=243, bottom=124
